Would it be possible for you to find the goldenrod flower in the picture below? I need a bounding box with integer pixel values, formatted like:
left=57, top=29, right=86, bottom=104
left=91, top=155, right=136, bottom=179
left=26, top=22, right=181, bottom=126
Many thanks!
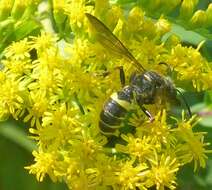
left=148, top=153, right=179, bottom=190
left=167, top=43, right=212, bottom=91
left=26, top=149, right=59, bottom=182
left=30, top=31, right=58, bottom=55
left=116, top=134, right=154, bottom=162
left=24, top=90, right=48, bottom=128
left=136, top=110, right=175, bottom=147
left=4, top=38, right=31, bottom=60
left=173, top=114, right=212, bottom=171
left=115, top=160, right=149, bottom=190
left=64, top=0, right=89, bottom=30
left=2, top=59, right=32, bottom=77
left=0, top=77, right=26, bottom=120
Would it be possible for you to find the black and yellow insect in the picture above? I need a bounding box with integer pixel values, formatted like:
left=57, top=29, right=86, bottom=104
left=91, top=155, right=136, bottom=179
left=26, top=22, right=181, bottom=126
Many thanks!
left=85, top=13, right=192, bottom=135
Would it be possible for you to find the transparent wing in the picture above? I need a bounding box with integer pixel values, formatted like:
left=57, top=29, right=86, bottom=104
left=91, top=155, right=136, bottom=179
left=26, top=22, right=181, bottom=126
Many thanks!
left=85, top=13, right=145, bottom=72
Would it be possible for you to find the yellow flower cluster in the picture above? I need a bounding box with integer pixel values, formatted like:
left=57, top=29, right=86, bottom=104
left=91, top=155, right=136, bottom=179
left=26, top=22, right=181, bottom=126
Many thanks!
left=0, top=0, right=42, bottom=53
left=139, top=0, right=212, bottom=28
left=0, top=1, right=211, bottom=190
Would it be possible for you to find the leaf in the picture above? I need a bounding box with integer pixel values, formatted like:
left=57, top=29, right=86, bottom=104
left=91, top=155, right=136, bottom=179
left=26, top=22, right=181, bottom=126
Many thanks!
left=205, top=160, right=212, bottom=185
left=204, top=91, right=212, bottom=106
left=0, top=121, right=36, bottom=152
left=199, top=117, right=212, bottom=128
left=14, top=19, right=41, bottom=41
left=163, top=23, right=206, bottom=46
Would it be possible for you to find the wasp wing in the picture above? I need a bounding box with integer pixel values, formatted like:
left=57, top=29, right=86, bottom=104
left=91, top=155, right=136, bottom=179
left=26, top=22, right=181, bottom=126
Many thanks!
left=85, top=13, right=145, bottom=72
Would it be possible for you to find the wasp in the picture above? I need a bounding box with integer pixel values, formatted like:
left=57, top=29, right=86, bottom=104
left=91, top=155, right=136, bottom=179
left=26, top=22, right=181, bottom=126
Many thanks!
left=85, top=13, right=191, bottom=135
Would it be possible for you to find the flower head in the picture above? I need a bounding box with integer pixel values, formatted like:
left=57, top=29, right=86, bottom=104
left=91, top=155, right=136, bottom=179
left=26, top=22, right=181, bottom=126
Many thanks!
left=4, top=38, right=31, bottom=60
left=148, top=153, right=179, bottom=190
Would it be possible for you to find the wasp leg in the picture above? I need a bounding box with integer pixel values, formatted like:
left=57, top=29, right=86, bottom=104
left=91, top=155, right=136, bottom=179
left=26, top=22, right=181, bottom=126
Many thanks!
left=118, top=66, right=125, bottom=87
left=139, top=105, right=154, bottom=122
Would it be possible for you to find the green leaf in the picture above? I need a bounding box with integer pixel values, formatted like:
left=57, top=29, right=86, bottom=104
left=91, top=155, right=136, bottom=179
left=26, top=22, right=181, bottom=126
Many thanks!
left=206, top=160, right=212, bottom=185
left=204, top=91, right=212, bottom=106
left=201, top=39, right=212, bottom=61
left=199, top=117, right=212, bottom=128
left=163, top=23, right=206, bottom=45
left=0, top=121, right=36, bottom=152
left=14, top=19, right=41, bottom=41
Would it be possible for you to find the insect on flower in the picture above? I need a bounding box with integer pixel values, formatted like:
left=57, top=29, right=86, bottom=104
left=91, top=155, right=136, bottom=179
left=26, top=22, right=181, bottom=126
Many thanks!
left=85, top=13, right=192, bottom=135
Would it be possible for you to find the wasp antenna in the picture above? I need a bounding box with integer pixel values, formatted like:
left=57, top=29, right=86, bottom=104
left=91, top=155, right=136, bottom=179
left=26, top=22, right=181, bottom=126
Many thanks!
left=176, top=89, right=192, bottom=118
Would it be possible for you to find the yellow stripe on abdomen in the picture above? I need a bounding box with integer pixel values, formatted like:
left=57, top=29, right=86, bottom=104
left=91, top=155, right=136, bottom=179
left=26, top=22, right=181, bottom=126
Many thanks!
left=110, top=93, right=132, bottom=111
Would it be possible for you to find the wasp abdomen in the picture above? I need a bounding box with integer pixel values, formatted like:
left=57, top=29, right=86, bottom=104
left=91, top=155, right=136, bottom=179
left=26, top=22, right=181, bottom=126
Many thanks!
left=99, top=87, right=133, bottom=135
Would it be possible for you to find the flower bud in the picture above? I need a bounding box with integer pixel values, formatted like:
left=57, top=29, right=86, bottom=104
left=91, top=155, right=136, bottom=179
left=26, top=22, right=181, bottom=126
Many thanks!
left=0, top=0, right=13, bottom=21
left=11, top=0, right=27, bottom=20
left=190, top=10, right=207, bottom=27
left=94, top=0, right=109, bottom=16
left=206, top=3, right=212, bottom=27
left=127, top=7, right=144, bottom=33
left=105, top=5, right=123, bottom=30
left=180, top=0, right=196, bottom=20
left=155, top=17, right=171, bottom=36
left=165, top=34, right=181, bottom=48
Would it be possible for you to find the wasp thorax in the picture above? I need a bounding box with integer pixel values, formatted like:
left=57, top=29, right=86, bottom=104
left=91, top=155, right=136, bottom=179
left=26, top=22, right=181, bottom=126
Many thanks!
left=130, top=71, right=176, bottom=105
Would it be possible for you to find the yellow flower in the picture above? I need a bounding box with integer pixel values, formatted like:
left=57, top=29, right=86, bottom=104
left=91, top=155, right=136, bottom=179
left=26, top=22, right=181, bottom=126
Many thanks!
left=64, top=0, right=88, bottom=30
left=24, top=90, right=48, bottom=128
left=53, top=0, right=66, bottom=12
left=173, top=114, right=212, bottom=171
left=29, top=55, right=63, bottom=96
left=115, top=160, right=149, bottom=190
left=30, top=31, right=58, bottom=55
left=116, top=134, right=154, bottom=162
left=2, top=59, right=32, bottom=77
left=168, top=43, right=212, bottom=91
left=4, top=38, right=31, bottom=60
left=127, top=7, right=145, bottom=34
left=29, top=103, right=83, bottom=149
left=136, top=110, right=175, bottom=148
left=148, top=153, right=179, bottom=190
left=0, top=77, right=26, bottom=120
left=25, top=149, right=58, bottom=182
